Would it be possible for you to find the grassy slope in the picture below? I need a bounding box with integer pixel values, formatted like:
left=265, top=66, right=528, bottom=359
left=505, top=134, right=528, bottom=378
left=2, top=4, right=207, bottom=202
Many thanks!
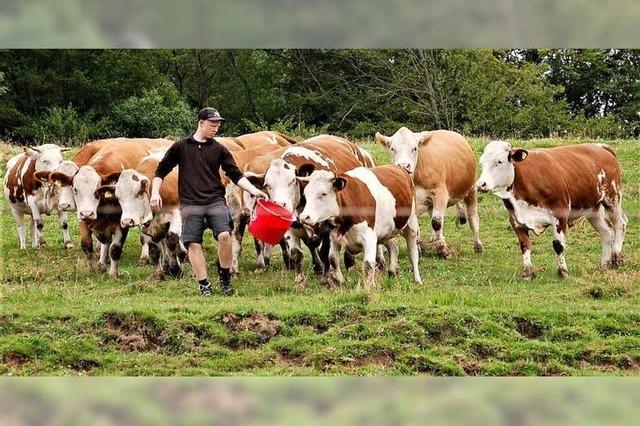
left=0, top=137, right=638, bottom=376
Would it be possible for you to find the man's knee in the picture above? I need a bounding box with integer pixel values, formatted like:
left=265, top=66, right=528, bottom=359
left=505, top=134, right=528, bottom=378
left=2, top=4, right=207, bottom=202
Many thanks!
left=218, top=231, right=232, bottom=243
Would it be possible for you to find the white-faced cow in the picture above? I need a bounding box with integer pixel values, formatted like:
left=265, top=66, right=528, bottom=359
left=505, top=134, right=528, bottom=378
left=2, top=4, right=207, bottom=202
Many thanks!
left=299, top=165, right=422, bottom=290
left=98, top=150, right=186, bottom=279
left=72, top=139, right=174, bottom=277
left=3, top=144, right=71, bottom=249
left=376, top=128, right=483, bottom=258
left=476, top=140, right=627, bottom=278
left=245, top=135, right=377, bottom=286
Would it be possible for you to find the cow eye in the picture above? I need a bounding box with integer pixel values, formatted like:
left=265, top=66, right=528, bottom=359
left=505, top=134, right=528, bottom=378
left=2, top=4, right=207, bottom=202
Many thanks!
left=412, top=147, right=417, bottom=152
left=320, top=192, right=327, bottom=198
left=73, top=188, right=77, bottom=194
left=496, top=160, right=503, bottom=165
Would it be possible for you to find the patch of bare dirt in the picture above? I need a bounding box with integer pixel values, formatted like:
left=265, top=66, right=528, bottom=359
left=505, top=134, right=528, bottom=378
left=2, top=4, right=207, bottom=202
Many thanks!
left=222, top=312, right=282, bottom=343
left=102, top=312, right=163, bottom=352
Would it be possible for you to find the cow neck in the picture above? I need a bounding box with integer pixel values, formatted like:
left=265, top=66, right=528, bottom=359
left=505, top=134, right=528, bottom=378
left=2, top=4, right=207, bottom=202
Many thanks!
left=335, top=176, right=376, bottom=234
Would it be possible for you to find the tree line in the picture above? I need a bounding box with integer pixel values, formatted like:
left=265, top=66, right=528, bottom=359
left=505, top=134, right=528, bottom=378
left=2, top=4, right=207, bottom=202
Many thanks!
left=1, top=49, right=638, bottom=145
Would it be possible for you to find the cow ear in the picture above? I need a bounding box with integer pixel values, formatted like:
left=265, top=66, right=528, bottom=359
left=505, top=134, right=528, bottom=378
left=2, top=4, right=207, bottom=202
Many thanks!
left=296, top=163, right=316, bottom=177
left=23, top=146, right=41, bottom=158
left=101, top=171, right=122, bottom=185
left=375, top=132, right=391, bottom=148
left=139, top=178, right=150, bottom=197
left=50, top=172, right=73, bottom=186
left=96, top=184, right=117, bottom=200
left=417, top=131, right=433, bottom=146
left=34, top=171, right=52, bottom=183
left=333, top=177, right=347, bottom=192
left=509, top=149, right=528, bottom=163
left=244, top=172, right=265, bottom=189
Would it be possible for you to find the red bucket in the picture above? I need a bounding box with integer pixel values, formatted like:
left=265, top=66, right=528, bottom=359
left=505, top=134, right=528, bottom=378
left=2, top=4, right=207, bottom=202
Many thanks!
left=248, top=198, right=294, bottom=245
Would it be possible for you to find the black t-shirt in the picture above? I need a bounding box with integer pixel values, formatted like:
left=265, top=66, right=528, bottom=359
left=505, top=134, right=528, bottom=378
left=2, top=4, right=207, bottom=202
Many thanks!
left=155, top=136, right=243, bottom=206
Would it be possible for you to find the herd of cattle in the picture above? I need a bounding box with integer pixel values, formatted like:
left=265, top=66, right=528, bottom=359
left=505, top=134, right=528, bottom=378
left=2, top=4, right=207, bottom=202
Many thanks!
left=3, top=129, right=628, bottom=289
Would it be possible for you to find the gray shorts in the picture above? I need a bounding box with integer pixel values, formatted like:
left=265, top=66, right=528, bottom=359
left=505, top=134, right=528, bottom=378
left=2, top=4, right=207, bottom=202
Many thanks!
left=180, top=199, right=233, bottom=246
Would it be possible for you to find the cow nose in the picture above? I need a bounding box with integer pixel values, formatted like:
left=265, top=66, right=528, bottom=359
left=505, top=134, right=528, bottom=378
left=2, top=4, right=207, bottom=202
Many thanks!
left=79, top=210, right=95, bottom=220
left=59, top=203, right=71, bottom=211
left=142, top=220, right=152, bottom=229
left=399, top=163, right=412, bottom=173
left=476, top=181, right=488, bottom=192
left=300, top=214, right=312, bottom=224
left=121, top=218, right=135, bottom=228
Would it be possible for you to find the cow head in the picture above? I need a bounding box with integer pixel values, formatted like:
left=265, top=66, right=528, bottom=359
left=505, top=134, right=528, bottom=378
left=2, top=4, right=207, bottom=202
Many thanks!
left=476, top=140, right=528, bottom=197
left=37, top=161, right=79, bottom=212
left=113, top=169, right=152, bottom=229
left=298, top=170, right=345, bottom=226
left=73, top=166, right=121, bottom=220
left=260, top=158, right=309, bottom=214
left=23, top=144, right=66, bottom=174
left=375, top=127, right=423, bottom=174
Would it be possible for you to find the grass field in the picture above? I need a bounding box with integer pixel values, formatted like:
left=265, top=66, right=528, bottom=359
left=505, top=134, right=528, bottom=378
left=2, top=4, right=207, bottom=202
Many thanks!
left=1, top=137, right=638, bottom=376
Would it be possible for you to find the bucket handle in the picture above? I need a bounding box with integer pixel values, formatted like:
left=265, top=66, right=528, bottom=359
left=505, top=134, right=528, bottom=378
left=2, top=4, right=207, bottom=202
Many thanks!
left=254, top=198, right=293, bottom=222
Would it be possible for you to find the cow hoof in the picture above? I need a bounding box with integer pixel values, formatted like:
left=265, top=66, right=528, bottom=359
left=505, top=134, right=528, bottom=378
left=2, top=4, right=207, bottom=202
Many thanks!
left=166, top=265, right=183, bottom=279
left=387, top=269, right=398, bottom=278
left=97, top=263, right=108, bottom=273
left=138, top=257, right=149, bottom=267
left=557, top=268, right=569, bottom=278
left=294, top=274, right=307, bottom=291
left=153, top=270, right=165, bottom=281
left=39, top=240, right=47, bottom=248
left=414, top=276, right=423, bottom=285
left=473, top=242, right=484, bottom=254
left=522, top=268, right=536, bottom=280
left=610, top=253, right=624, bottom=268
left=108, top=271, right=118, bottom=279
left=436, top=244, right=452, bottom=260
left=64, top=241, right=74, bottom=249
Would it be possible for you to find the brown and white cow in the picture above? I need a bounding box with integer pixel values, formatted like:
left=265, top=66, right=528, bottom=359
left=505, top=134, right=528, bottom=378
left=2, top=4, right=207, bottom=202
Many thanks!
left=3, top=144, right=71, bottom=249
left=99, top=149, right=186, bottom=280
left=476, top=140, right=627, bottom=278
left=244, top=135, right=377, bottom=286
left=376, top=128, right=483, bottom=258
left=299, top=165, right=422, bottom=289
left=72, top=139, right=174, bottom=277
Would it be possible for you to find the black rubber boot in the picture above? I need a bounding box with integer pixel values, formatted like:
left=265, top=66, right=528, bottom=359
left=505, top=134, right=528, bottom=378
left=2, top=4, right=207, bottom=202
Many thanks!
left=216, top=261, right=235, bottom=296
left=198, top=278, right=212, bottom=297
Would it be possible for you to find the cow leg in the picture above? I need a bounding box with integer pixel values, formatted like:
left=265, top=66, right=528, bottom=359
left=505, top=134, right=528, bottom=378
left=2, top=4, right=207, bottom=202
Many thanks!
left=464, top=188, right=484, bottom=253
left=325, top=232, right=344, bottom=288
left=153, top=241, right=167, bottom=281
left=58, top=210, right=74, bottom=249
left=588, top=206, right=614, bottom=269
left=26, top=196, right=45, bottom=247
left=510, top=217, right=535, bottom=279
left=165, top=232, right=184, bottom=278
left=361, top=229, right=379, bottom=291
left=279, top=240, right=292, bottom=270
left=254, top=238, right=267, bottom=272
left=108, top=227, right=129, bottom=278
left=455, top=201, right=467, bottom=226
left=98, top=242, right=110, bottom=272
left=10, top=205, right=27, bottom=250
left=231, top=213, right=248, bottom=276
left=385, top=238, right=398, bottom=278
left=376, top=244, right=386, bottom=271
left=302, top=234, right=324, bottom=275
left=79, top=221, right=98, bottom=272
left=553, top=216, right=570, bottom=278
left=138, top=233, right=151, bottom=266
left=286, top=231, right=306, bottom=289
left=431, top=190, right=451, bottom=259
left=607, top=204, right=627, bottom=268
left=403, top=213, right=422, bottom=284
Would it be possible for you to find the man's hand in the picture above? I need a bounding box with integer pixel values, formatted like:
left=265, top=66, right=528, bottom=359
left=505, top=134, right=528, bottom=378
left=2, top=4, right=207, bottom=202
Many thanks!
left=254, top=190, right=268, bottom=199
left=150, top=192, right=162, bottom=211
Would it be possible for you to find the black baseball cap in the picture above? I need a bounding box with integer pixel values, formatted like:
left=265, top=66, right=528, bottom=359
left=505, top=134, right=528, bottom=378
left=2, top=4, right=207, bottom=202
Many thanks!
left=197, top=107, right=226, bottom=122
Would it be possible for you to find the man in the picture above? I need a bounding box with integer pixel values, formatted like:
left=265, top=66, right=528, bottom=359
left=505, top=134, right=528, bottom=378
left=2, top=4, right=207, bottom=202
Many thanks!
left=151, top=107, right=267, bottom=296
